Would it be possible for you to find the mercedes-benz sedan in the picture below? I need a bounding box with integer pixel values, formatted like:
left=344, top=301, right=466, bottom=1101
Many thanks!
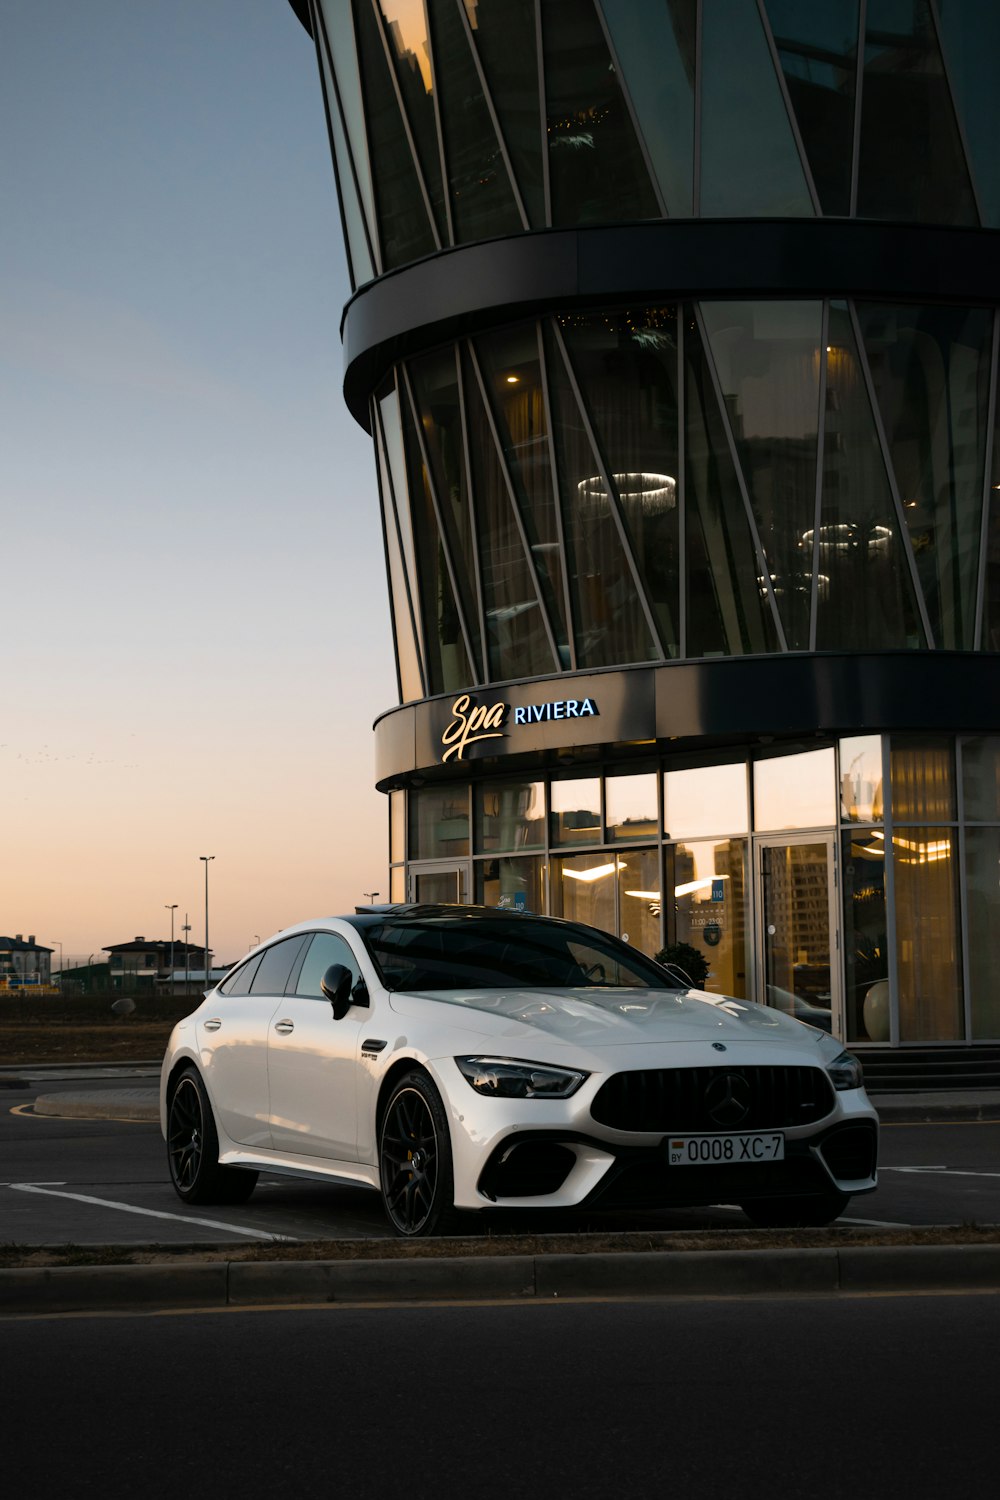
left=161, top=905, right=878, bottom=1235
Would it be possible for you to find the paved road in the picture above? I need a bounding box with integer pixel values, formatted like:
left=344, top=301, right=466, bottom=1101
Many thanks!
left=3, top=1077, right=999, bottom=1244
left=4, top=1294, right=998, bottom=1498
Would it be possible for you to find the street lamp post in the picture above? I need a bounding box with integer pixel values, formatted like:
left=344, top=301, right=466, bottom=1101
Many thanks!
left=182, top=915, right=191, bottom=993
left=165, top=904, right=178, bottom=996
left=363, top=891, right=380, bottom=905
left=50, top=940, right=62, bottom=988
left=199, top=856, right=215, bottom=990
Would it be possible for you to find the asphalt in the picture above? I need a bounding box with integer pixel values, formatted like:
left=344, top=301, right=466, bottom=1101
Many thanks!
left=3, top=1062, right=999, bottom=1314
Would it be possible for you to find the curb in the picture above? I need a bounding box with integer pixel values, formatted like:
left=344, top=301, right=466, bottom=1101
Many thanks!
left=32, top=1091, right=159, bottom=1123
left=3, top=1243, right=999, bottom=1316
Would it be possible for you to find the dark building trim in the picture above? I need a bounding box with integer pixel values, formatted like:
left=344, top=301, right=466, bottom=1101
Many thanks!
left=373, top=651, right=1000, bottom=788
left=342, top=219, right=1000, bottom=429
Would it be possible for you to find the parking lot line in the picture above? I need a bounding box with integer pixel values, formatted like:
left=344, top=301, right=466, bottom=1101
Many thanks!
left=7, top=1183, right=298, bottom=1242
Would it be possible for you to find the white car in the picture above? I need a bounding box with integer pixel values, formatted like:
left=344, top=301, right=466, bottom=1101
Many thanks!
left=161, top=905, right=878, bottom=1235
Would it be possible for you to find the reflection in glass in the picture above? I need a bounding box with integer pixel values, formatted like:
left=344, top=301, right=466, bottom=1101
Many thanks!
left=560, top=308, right=681, bottom=656
left=427, top=0, right=522, bottom=242
left=550, top=851, right=620, bottom=933
left=700, top=0, right=813, bottom=217
left=544, top=323, right=658, bottom=668
left=754, top=748, right=836, bottom=831
left=842, top=830, right=889, bottom=1043
left=891, top=736, right=955, bottom=821
left=398, top=389, right=473, bottom=693
left=671, top=838, right=748, bottom=998
left=550, top=778, right=601, bottom=845
left=965, top=827, right=1000, bottom=1037
left=982, top=366, right=1000, bottom=651
left=936, top=0, right=1000, bottom=227
left=598, top=0, right=696, bottom=215
left=815, top=303, right=924, bottom=649
left=760, top=841, right=833, bottom=1030
left=377, top=0, right=448, bottom=241
left=460, top=0, right=544, bottom=227
left=893, top=824, right=963, bottom=1041
left=701, top=301, right=823, bottom=650
left=476, top=781, right=545, bottom=852
left=316, top=1, right=380, bottom=273
left=663, top=762, right=748, bottom=839
left=390, top=790, right=405, bottom=864
left=541, top=0, right=659, bottom=227
left=390, top=864, right=406, bottom=902
left=476, top=854, right=545, bottom=915
left=409, top=787, right=470, bottom=859
left=406, top=349, right=483, bottom=677
left=315, top=15, right=377, bottom=288
left=857, top=0, right=977, bottom=226
left=606, top=773, right=658, bottom=843
left=962, top=737, right=1000, bottom=822
left=685, top=312, right=781, bottom=657
left=355, top=0, right=437, bottom=268
left=375, top=412, right=424, bottom=702
left=766, top=0, right=859, bottom=217
left=475, top=324, right=571, bottom=664
left=857, top=303, right=992, bottom=650
left=461, top=347, right=556, bottom=679
left=617, top=847, right=661, bottom=956
left=839, top=736, right=883, bottom=823
left=415, top=868, right=463, bottom=903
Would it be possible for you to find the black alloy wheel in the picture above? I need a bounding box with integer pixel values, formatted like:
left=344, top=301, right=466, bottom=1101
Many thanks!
left=740, top=1190, right=851, bottom=1228
left=166, top=1066, right=258, bottom=1206
left=378, top=1072, right=457, bottom=1236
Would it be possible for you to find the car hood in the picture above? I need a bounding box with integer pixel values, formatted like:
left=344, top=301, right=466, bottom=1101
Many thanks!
left=387, top=985, right=818, bottom=1049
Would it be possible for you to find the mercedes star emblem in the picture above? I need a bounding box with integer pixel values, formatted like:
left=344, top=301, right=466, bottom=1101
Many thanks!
left=704, top=1071, right=752, bottom=1128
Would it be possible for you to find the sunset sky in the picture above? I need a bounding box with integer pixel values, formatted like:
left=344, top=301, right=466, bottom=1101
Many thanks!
left=1, top=2, right=396, bottom=968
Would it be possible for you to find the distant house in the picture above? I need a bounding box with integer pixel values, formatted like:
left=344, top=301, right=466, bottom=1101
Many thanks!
left=0, top=935, right=53, bottom=989
left=103, top=937, right=210, bottom=995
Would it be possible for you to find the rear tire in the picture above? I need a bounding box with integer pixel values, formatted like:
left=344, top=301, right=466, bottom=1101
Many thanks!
left=740, top=1191, right=850, bottom=1228
left=378, top=1071, right=459, bottom=1236
left=167, top=1066, right=258, bottom=1206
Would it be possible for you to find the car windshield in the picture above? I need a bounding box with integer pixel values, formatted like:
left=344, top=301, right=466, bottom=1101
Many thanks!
left=359, top=914, right=676, bottom=992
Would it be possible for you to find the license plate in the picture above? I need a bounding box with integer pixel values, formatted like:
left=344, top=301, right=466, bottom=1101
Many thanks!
left=666, top=1132, right=785, bottom=1166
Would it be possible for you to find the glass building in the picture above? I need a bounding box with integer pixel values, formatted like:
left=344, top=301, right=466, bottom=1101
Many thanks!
left=286, top=0, right=1000, bottom=1057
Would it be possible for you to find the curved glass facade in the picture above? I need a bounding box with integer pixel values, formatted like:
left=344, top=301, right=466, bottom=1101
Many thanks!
left=312, top=0, right=1000, bottom=287
left=374, top=298, right=999, bottom=699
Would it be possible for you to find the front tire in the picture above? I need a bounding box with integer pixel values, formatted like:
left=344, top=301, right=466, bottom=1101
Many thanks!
left=167, top=1066, right=258, bottom=1205
left=740, top=1191, right=850, bottom=1228
left=378, top=1071, right=457, bottom=1236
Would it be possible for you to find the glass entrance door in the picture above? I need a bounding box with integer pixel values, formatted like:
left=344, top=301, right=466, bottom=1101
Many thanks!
left=408, top=863, right=468, bottom=904
left=755, top=836, right=840, bottom=1039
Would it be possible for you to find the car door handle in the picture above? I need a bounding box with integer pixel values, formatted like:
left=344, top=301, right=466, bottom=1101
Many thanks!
left=274, top=1019, right=294, bottom=1035
left=203, top=1017, right=222, bottom=1032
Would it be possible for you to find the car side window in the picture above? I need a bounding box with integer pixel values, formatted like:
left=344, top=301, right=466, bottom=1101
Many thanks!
left=295, top=932, right=361, bottom=999
left=249, top=935, right=309, bottom=996
left=219, top=953, right=263, bottom=996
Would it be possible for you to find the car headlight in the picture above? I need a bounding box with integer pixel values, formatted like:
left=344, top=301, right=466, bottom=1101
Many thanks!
left=827, top=1050, right=864, bottom=1091
left=455, top=1056, right=588, bottom=1099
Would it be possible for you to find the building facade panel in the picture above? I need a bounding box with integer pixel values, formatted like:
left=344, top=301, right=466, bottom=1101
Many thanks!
left=291, top=0, right=1000, bottom=1060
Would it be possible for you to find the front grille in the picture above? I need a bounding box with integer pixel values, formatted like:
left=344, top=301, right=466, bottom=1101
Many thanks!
left=820, top=1124, right=877, bottom=1182
left=590, top=1065, right=835, bottom=1133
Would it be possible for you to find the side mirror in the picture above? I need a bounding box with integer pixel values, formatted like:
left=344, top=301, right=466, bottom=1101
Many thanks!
left=321, top=963, right=354, bottom=1020
left=351, top=976, right=370, bottom=1008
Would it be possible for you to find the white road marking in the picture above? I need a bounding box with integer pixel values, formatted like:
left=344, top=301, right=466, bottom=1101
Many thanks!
left=840, top=1216, right=912, bottom=1228
left=882, top=1166, right=1000, bottom=1179
left=7, top=1183, right=297, bottom=1242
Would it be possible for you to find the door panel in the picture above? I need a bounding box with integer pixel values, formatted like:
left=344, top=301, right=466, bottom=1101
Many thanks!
left=409, top=863, right=467, bottom=903
left=267, top=931, right=363, bottom=1160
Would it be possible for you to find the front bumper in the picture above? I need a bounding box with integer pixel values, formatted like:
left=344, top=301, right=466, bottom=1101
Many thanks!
left=437, top=1056, right=879, bottom=1212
